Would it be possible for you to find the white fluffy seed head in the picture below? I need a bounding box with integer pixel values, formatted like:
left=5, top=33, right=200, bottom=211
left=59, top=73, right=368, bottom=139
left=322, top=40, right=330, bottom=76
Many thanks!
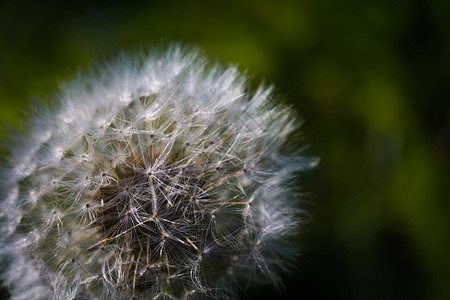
left=0, top=46, right=317, bottom=299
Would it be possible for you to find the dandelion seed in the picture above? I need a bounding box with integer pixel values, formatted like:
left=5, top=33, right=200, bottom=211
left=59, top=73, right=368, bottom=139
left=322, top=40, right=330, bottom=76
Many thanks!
left=0, top=46, right=317, bottom=299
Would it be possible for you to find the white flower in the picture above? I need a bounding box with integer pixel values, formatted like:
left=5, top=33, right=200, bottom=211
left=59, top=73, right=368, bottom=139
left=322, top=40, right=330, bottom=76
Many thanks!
left=0, top=46, right=317, bottom=299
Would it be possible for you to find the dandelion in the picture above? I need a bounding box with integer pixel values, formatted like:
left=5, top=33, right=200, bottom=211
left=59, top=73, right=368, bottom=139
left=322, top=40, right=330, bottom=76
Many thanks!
left=0, top=46, right=317, bottom=299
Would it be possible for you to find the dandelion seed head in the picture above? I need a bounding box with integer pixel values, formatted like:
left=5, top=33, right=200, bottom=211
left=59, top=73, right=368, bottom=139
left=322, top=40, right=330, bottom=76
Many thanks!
left=0, top=46, right=316, bottom=299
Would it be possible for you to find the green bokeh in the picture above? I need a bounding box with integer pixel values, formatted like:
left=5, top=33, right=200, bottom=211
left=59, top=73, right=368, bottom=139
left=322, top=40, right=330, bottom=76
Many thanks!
left=1, top=0, right=448, bottom=299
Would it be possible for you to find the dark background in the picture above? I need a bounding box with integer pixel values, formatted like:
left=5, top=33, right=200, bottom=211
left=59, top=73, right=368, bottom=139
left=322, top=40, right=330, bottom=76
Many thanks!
left=0, top=0, right=449, bottom=299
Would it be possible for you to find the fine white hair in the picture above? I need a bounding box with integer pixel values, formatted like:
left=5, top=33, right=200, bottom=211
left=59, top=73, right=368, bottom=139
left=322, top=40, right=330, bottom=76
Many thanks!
left=0, top=45, right=317, bottom=299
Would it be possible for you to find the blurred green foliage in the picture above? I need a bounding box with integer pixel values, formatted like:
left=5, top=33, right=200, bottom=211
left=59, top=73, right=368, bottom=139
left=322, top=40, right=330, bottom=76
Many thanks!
left=0, top=0, right=448, bottom=299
